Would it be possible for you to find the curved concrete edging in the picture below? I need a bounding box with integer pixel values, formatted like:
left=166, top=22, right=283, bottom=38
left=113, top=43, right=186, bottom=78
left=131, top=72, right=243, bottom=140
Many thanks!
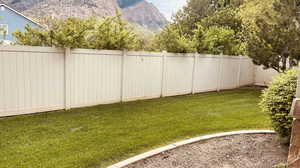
left=107, top=130, right=275, bottom=168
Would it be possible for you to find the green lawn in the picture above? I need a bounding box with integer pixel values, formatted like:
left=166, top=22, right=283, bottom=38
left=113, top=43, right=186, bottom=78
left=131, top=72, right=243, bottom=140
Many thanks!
left=0, top=88, right=271, bottom=168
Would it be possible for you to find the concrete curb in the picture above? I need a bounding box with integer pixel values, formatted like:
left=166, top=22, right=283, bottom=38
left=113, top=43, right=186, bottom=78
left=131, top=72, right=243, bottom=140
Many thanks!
left=107, top=130, right=275, bottom=168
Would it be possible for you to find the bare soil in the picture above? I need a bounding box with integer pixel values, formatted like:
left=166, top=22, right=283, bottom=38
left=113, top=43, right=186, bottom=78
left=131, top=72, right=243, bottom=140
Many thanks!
left=125, top=134, right=288, bottom=168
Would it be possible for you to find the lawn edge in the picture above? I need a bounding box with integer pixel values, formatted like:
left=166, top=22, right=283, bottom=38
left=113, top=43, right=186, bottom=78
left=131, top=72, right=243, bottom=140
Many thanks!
left=107, top=130, right=275, bottom=168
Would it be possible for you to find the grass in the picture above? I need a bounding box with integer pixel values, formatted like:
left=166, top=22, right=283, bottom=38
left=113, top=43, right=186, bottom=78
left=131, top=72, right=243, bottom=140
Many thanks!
left=0, top=88, right=271, bottom=168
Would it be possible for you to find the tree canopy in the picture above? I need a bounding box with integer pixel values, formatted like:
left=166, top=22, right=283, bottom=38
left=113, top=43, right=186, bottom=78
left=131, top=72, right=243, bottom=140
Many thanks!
left=245, top=0, right=300, bottom=72
left=13, top=15, right=143, bottom=50
left=12, top=0, right=300, bottom=72
left=161, top=0, right=300, bottom=71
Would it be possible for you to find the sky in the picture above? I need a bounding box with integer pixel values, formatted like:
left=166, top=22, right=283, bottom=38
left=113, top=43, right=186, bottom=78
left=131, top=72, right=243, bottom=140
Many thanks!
left=146, top=0, right=187, bottom=20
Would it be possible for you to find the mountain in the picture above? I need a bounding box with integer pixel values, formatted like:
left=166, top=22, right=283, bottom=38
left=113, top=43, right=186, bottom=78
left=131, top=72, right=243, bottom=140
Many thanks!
left=122, top=0, right=167, bottom=29
left=146, top=0, right=187, bottom=20
left=117, top=0, right=142, bottom=8
left=2, top=0, right=168, bottom=30
left=6, top=0, right=120, bottom=18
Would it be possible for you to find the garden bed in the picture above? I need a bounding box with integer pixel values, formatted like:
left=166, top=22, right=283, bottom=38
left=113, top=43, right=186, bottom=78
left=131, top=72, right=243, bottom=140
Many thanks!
left=125, top=134, right=288, bottom=168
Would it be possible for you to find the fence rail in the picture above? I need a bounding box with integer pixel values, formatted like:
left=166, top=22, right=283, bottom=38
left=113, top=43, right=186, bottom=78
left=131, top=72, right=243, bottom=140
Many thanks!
left=0, top=46, right=277, bottom=117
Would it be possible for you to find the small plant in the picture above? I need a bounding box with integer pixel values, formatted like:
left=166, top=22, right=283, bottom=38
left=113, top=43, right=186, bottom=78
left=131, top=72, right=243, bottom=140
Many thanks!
left=272, top=163, right=287, bottom=168
left=260, top=68, right=297, bottom=142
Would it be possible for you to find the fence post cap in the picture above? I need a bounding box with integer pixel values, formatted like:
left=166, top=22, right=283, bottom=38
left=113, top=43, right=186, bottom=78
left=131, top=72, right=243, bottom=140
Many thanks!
left=220, top=53, right=224, bottom=58
left=122, top=49, right=128, bottom=55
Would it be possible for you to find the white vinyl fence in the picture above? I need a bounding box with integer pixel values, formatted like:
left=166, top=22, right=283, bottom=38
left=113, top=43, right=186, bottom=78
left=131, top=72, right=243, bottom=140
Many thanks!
left=254, top=66, right=278, bottom=86
left=0, top=46, right=277, bottom=117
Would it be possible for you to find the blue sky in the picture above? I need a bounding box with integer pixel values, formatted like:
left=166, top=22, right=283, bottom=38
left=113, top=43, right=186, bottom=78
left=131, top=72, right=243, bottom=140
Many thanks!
left=146, top=0, right=187, bottom=20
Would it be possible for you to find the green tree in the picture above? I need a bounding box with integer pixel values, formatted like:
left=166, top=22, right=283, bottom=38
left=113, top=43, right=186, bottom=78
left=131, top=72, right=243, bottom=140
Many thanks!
left=165, top=0, right=250, bottom=55
left=172, top=0, right=215, bottom=35
left=201, top=6, right=246, bottom=52
left=238, top=0, right=277, bottom=32
left=133, top=25, right=155, bottom=51
left=173, top=0, right=245, bottom=36
left=14, top=17, right=95, bottom=48
left=194, top=25, right=245, bottom=55
left=87, top=15, right=139, bottom=50
left=245, top=0, right=300, bottom=72
left=50, top=17, right=95, bottom=48
left=201, top=6, right=243, bottom=33
left=210, top=0, right=244, bottom=9
left=152, top=24, right=196, bottom=53
left=13, top=16, right=141, bottom=50
left=13, top=25, right=51, bottom=46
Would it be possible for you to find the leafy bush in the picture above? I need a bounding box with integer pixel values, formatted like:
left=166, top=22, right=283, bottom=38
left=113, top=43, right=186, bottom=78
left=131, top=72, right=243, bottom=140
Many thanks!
left=193, top=25, right=245, bottom=55
left=152, top=24, right=196, bottom=53
left=87, top=16, right=138, bottom=50
left=13, top=17, right=95, bottom=48
left=152, top=23, right=245, bottom=54
left=273, top=163, right=287, bottom=168
left=260, top=68, right=297, bottom=141
left=13, top=15, right=141, bottom=50
left=13, top=25, right=52, bottom=47
left=201, top=6, right=243, bottom=33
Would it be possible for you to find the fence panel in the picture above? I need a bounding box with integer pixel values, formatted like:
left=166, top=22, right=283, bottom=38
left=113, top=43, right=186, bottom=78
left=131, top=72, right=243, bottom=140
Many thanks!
left=164, top=53, right=194, bottom=96
left=123, top=52, right=163, bottom=101
left=0, top=46, right=65, bottom=116
left=70, top=49, right=122, bottom=108
left=220, top=56, right=240, bottom=90
left=194, top=55, right=219, bottom=93
left=0, top=46, right=279, bottom=117
left=240, top=57, right=255, bottom=86
left=254, top=66, right=278, bottom=86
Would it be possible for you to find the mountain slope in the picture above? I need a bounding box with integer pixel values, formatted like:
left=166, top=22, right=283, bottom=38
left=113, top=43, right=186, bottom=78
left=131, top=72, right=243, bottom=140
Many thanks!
left=117, top=0, right=142, bottom=8
left=122, top=0, right=167, bottom=29
left=2, top=0, right=167, bottom=29
left=146, top=0, right=187, bottom=20
left=14, top=0, right=119, bottom=18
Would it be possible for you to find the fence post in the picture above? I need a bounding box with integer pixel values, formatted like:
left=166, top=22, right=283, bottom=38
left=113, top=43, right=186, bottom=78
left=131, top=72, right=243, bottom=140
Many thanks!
left=120, top=50, right=127, bottom=102
left=192, top=53, right=198, bottom=94
left=252, top=60, right=257, bottom=85
left=161, top=51, right=167, bottom=97
left=287, top=67, right=300, bottom=167
left=236, top=55, right=242, bottom=88
left=217, top=54, right=223, bottom=92
left=64, top=48, right=71, bottom=110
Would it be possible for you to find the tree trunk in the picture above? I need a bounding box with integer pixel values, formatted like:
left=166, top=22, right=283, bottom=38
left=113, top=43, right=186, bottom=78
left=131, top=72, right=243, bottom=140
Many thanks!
left=282, top=57, right=287, bottom=72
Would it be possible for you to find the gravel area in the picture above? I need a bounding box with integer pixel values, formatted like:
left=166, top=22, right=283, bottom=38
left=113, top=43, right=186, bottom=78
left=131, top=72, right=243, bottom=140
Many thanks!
left=125, top=134, right=288, bottom=168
